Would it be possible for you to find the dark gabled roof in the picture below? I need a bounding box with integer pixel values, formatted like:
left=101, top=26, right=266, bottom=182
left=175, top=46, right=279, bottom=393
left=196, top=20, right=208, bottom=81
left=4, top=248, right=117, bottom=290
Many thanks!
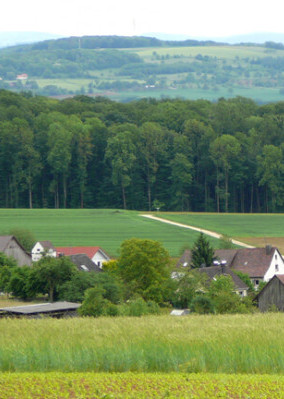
left=0, top=301, right=80, bottom=315
left=197, top=265, right=248, bottom=291
left=0, top=235, right=31, bottom=258
left=177, top=246, right=281, bottom=279
left=69, top=254, right=102, bottom=272
left=231, top=247, right=277, bottom=278
left=38, top=241, right=55, bottom=251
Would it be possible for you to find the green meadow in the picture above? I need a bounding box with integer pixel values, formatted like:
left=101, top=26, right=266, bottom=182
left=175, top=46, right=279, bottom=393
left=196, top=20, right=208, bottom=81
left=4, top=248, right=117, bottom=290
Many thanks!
left=157, top=212, right=284, bottom=238
left=0, top=314, right=284, bottom=374
left=0, top=209, right=220, bottom=257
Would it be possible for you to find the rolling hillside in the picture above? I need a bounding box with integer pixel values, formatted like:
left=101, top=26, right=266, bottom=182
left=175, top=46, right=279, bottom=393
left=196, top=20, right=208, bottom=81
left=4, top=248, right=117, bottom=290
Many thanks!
left=0, top=35, right=284, bottom=102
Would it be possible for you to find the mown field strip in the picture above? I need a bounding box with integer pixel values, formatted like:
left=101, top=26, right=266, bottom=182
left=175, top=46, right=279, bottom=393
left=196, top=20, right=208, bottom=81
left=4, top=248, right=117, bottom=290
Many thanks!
left=1, top=372, right=284, bottom=398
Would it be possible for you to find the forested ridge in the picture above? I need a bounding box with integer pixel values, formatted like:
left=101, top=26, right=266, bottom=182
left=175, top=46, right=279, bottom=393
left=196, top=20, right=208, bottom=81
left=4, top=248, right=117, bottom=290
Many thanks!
left=0, top=89, right=284, bottom=212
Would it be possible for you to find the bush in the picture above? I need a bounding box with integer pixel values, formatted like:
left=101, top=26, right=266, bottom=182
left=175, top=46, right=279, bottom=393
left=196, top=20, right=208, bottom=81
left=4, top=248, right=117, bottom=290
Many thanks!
left=191, top=295, right=215, bottom=314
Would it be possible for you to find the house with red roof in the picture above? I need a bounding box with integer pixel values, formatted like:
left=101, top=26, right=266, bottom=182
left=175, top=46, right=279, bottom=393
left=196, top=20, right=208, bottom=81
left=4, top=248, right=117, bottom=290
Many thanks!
left=55, top=246, right=110, bottom=268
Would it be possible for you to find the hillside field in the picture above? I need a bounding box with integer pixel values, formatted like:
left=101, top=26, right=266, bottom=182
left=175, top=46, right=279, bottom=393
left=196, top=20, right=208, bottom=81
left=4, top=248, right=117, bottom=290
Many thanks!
left=157, top=213, right=284, bottom=252
left=0, top=209, right=221, bottom=257
left=2, top=209, right=284, bottom=256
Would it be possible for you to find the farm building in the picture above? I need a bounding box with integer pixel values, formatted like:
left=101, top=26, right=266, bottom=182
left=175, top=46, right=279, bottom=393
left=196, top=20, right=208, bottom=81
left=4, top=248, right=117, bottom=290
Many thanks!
left=256, top=275, right=284, bottom=311
left=0, top=302, right=81, bottom=318
left=31, top=241, right=56, bottom=262
left=69, top=254, right=102, bottom=272
left=197, top=264, right=248, bottom=296
left=0, top=235, right=32, bottom=266
left=56, top=246, right=110, bottom=268
left=177, top=246, right=284, bottom=289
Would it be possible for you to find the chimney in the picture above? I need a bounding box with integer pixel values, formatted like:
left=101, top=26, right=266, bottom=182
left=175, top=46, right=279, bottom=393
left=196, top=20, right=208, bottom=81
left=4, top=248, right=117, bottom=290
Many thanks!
left=221, top=260, right=227, bottom=274
left=266, top=245, right=272, bottom=255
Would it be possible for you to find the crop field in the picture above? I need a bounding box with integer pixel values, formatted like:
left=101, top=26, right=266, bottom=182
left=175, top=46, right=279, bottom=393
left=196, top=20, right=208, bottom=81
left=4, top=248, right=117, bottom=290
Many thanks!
left=1, top=314, right=284, bottom=374
left=1, top=372, right=284, bottom=398
left=133, top=45, right=284, bottom=60
left=0, top=209, right=221, bottom=257
left=157, top=212, right=284, bottom=252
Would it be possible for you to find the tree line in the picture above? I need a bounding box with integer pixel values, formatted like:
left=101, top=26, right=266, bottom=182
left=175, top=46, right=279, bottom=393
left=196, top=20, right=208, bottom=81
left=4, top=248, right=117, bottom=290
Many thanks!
left=0, top=90, right=284, bottom=212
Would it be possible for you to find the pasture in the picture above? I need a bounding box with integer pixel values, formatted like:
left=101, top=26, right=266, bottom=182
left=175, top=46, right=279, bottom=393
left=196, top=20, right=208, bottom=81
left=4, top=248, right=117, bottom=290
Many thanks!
left=0, top=209, right=220, bottom=257
left=157, top=212, right=284, bottom=252
left=0, top=314, right=284, bottom=374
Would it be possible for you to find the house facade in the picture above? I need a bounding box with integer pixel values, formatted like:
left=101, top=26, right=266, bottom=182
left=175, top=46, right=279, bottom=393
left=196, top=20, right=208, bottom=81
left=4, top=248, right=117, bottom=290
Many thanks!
left=31, top=241, right=56, bottom=262
left=0, top=236, right=32, bottom=266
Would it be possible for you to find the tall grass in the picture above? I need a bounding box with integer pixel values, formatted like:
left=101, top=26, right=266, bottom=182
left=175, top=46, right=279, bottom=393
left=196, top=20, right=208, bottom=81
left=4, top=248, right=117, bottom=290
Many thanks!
left=0, top=314, right=284, bottom=373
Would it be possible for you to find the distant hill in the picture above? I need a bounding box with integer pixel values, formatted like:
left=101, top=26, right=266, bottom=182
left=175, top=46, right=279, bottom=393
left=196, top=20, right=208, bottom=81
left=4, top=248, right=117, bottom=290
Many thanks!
left=0, top=31, right=63, bottom=48
left=1, top=34, right=284, bottom=103
left=143, top=32, right=284, bottom=45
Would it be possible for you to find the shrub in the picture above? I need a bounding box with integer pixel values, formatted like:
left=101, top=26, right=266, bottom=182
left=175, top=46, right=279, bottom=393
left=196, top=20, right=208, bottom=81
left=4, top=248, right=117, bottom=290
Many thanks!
left=191, top=295, right=215, bottom=314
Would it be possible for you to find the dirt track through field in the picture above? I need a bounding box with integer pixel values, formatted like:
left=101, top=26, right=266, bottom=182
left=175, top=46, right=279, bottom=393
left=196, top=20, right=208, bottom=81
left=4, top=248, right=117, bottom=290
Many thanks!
left=141, top=214, right=255, bottom=248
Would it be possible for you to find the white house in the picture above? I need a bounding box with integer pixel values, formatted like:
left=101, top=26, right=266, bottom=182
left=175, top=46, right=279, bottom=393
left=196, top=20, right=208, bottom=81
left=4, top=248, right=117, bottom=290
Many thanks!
left=31, top=241, right=56, bottom=262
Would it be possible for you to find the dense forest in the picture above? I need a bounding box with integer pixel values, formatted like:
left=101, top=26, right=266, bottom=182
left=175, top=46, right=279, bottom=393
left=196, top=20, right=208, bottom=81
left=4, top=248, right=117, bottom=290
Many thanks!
left=0, top=89, right=284, bottom=212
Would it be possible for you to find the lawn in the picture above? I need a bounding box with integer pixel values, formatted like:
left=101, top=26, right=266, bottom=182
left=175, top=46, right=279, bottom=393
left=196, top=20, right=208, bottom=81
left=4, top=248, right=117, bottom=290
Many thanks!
left=0, top=209, right=221, bottom=257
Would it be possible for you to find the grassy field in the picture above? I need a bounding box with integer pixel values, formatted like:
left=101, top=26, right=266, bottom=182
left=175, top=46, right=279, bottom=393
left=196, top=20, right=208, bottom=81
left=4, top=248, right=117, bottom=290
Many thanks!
left=1, top=372, right=283, bottom=398
left=157, top=212, right=284, bottom=251
left=0, top=314, right=284, bottom=374
left=0, top=209, right=221, bottom=257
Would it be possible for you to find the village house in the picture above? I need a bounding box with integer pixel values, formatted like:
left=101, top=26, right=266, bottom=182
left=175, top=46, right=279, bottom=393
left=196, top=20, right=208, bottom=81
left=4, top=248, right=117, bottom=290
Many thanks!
left=31, top=241, right=56, bottom=262
left=0, top=235, right=32, bottom=266
left=197, top=264, right=248, bottom=296
left=255, top=274, right=284, bottom=311
left=69, top=254, right=102, bottom=273
left=56, top=246, right=110, bottom=268
left=177, top=245, right=284, bottom=289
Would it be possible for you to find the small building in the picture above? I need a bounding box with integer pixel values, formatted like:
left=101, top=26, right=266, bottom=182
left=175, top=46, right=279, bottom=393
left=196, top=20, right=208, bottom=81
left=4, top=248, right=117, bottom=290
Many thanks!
left=31, top=241, right=56, bottom=262
left=255, top=275, right=284, bottom=312
left=16, top=73, right=28, bottom=80
left=69, top=254, right=102, bottom=272
left=197, top=264, right=248, bottom=297
left=0, top=235, right=32, bottom=266
left=170, top=309, right=190, bottom=316
left=0, top=301, right=81, bottom=318
left=56, top=246, right=110, bottom=268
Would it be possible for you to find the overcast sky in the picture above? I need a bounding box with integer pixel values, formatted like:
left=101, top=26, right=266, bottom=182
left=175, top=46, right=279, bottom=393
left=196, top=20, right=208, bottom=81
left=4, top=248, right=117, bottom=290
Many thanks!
left=2, top=0, right=284, bottom=38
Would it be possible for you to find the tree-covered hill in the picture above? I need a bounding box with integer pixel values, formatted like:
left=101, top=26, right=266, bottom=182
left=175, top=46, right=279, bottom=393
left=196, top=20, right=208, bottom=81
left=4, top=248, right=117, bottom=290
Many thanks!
left=1, top=35, right=284, bottom=101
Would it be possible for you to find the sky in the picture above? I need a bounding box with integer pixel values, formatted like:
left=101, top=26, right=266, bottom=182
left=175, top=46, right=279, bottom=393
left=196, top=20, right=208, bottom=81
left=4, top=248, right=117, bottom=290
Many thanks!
left=1, top=0, right=284, bottom=39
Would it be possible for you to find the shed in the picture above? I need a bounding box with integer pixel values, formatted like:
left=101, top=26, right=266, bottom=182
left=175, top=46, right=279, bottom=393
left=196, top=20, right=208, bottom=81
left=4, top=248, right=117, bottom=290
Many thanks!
left=255, top=275, right=284, bottom=312
left=170, top=309, right=190, bottom=316
left=0, top=301, right=81, bottom=318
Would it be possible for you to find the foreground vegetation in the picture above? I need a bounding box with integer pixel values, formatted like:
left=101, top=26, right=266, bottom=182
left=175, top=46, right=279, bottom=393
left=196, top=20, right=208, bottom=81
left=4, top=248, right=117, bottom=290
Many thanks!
left=0, top=314, right=283, bottom=373
left=1, top=372, right=283, bottom=398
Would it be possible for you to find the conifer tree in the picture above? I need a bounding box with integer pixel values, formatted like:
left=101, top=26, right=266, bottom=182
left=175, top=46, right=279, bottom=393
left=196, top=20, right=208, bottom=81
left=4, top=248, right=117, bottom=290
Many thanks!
left=191, top=233, right=215, bottom=268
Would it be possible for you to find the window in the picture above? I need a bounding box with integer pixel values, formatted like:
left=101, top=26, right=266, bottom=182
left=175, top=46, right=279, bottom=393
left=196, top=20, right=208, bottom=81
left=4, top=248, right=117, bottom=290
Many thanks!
left=255, top=279, right=259, bottom=286
left=97, top=261, right=101, bottom=267
left=276, top=264, right=279, bottom=272
left=275, top=254, right=278, bottom=260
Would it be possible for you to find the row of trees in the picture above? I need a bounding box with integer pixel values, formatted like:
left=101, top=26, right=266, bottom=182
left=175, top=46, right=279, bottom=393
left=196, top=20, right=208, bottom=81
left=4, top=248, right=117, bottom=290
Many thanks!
left=0, top=236, right=254, bottom=315
left=0, top=90, right=284, bottom=212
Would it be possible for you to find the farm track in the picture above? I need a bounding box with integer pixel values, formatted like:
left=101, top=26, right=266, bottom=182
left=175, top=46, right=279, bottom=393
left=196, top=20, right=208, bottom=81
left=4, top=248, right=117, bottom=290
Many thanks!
left=141, top=214, right=255, bottom=248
